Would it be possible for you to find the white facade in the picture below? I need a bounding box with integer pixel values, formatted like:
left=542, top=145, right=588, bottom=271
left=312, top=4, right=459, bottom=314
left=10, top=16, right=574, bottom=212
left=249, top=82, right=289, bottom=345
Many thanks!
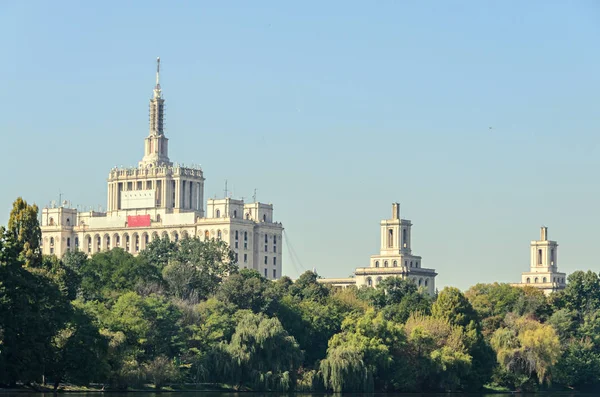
left=512, top=227, right=566, bottom=295
left=40, top=58, right=284, bottom=280
left=318, top=203, right=437, bottom=295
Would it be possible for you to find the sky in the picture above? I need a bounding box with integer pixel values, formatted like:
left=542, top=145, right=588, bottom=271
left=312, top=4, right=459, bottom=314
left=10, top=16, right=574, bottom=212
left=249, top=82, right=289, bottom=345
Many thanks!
left=1, top=1, right=599, bottom=290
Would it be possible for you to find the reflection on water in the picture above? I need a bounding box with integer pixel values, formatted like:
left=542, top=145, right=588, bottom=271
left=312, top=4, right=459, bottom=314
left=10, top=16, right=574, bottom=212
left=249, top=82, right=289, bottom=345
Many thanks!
left=0, top=392, right=589, bottom=397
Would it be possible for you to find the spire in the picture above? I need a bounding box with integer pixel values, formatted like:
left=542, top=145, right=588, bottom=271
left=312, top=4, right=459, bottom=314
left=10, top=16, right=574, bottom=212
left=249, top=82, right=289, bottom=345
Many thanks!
left=153, top=57, right=162, bottom=99
left=140, top=57, right=171, bottom=167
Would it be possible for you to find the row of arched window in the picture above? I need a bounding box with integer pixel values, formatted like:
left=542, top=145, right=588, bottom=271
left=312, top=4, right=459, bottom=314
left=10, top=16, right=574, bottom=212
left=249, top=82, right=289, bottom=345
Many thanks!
left=374, top=259, right=419, bottom=268
left=366, top=276, right=429, bottom=288
left=526, top=276, right=564, bottom=284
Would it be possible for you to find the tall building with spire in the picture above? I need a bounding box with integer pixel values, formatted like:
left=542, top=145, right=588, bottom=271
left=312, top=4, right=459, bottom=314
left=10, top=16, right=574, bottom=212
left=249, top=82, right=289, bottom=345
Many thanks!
left=40, top=59, right=284, bottom=280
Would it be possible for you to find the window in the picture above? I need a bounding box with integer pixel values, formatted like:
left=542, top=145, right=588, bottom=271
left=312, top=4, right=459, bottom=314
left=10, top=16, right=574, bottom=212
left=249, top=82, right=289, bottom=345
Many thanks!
left=137, top=181, right=142, bottom=190
left=156, top=214, right=161, bottom=222
left=145, top=234, right=149, bottom=245
left=265, top=244, right=268, bottom=252
left=244, top=232, right=248, bottom=241
left=415, top=261, right=419, bottom=268
left=274, top=236, right=277, bottom=244
left=367, top=278, right=372, bottom=287
left=235, top=231, right=239, bottom=240
left=404, top=260, right=407, bottom=267
left=174, top=232, right=179, bottom=242
left=67, top=238, right=70, bottom=247
left=538, top=249, right=543, bottom=265
left=125, top=235, right=130, bottom=251
left=49, top=217, right=55, bottom=226
left=244, top=253, right=247, bottom=263
left=418, top=279, right=422, bottom=286
left=527, top=277, right=531, bottom=283
left=235, top=253, right=238, bottom=262
left=535, top=277, right=539, bottom=283
left=216, top=209, right=221, bottom=218
left=97, top=236, right=101, bottom=251
left=106, top=236, right=110, bottom=248
left=393, top=260, right=397, bottom=267
left=273, top=257, right=277, bottom=266
left=87, top=237, right=92, bottom=253
left=205, top=230, right=209, bottom=241
left=235, top=241, right=239, bottom=248
left=550, top=248, right=555, bottom=264
left=410, top=261, right=413, bottom=268
left=274, top=245, right=276, bottom=253
left=233, top=210, right=237, bottom=218
left=135, top=236, right=140, bottom=252
left=543, top=277, right=547, bottom=283
left=273, top=269, right=276, bottom=278
left=50, top=237, right=54, bottom=246
left=403, top=229, right=407, bottom=247
left=265, top=234, right=268, bottom=243
left=384, top=260, right=388, bottom=268
left=425, top=279, right=428, bottom=287
left=66, top=218, right=70, bottom=226
left=388, top=228, right=393, bottom=248
left=375, top=261, right=379, bottom=268
left=264, top=268, right=267, bottom=277
left=246, top=213, right=250, bottom=220
left=263, top=214, right=266, bottom=222
left=116, top=235, right=120, bottom=247
left=264, top=256, right=268, bottom=265
left=75, top=237, right=79, bottom=248
left=217, top=230, right=221, bottom=240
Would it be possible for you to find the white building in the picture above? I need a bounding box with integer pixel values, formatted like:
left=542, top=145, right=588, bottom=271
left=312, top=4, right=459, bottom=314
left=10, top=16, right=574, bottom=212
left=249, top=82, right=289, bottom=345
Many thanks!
left=40, top=58, right=284, bottom=280
left=512, top=226, right=567, bottom=295
left=318, top=203, right=437, bottom=295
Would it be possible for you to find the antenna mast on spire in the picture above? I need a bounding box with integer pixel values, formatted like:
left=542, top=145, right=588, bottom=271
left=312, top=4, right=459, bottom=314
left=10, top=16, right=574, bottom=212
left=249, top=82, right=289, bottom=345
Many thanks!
left=156, top=57, right=161, bottom=87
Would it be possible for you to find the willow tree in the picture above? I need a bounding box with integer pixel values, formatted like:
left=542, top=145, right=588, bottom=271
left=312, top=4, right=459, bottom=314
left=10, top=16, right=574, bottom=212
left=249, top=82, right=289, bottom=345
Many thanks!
left=490, top=314, right=561, bottom=388
left=219, top=311, right=302, bottom=390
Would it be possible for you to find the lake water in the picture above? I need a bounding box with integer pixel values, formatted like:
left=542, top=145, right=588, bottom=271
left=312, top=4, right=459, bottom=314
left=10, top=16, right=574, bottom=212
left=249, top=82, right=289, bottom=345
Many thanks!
left=0, top=392, right=590, bottom=397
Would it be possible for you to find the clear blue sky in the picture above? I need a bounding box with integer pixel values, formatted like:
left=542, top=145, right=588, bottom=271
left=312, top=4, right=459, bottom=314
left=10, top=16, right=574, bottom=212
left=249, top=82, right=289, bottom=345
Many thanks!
left=1, top=1, right=599, bottom=290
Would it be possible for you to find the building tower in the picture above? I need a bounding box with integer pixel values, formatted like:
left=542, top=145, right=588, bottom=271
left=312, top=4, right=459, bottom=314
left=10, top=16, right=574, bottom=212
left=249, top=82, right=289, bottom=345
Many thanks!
left=106, top=58, right=205, bottom=215
left=140, top=57, right=171, bottom=168
left=517, top=226, right=567, bottom=295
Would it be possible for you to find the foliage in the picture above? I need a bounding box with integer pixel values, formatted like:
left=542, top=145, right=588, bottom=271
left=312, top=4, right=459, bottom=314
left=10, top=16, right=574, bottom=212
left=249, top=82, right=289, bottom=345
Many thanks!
left=2, top=196, right=600, bottom=392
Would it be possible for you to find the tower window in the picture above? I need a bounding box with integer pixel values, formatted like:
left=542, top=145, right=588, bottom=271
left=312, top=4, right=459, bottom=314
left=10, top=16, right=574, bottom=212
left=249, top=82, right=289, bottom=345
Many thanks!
left=244, top=253, right=247, bottom=263
left=274, top=236, right=277, bottom=244
left=235, top=231, right=239, bottom=240
left=264, top=268, right=267, bottom=277
left=264, top=256, right=268, bottom=265
left=543, top=277, right=547, bottom=283
left=265, top=234, right=268, bottom=243
left=403, top=230, right=407, bottom=247
left=384, top=260, right=388, bottom=268
left=527, top=277, right=531, bottom=283
left=550, top=248, right=555, bottom=264
left=273, top=257, right=277, bottom=266
left=217, top=230, right=222, bottom=240
left=66, top=218, right=70, bottom=226
left=538, top=249, right=543, bottom=265
left=388, top=229, right=393, bottom=248
left=216, top=209, right=220, bottom=218
left=375, top=261, right=379, bottom=268
left=233, top=210, right=237, bottom=218
left=393, top=260, right=397, bottom=267
left=263, top=214, right=266, bottom=222
left=67, top=237, right=70, bottom=247
left=273, top=269, right=276, bottom=278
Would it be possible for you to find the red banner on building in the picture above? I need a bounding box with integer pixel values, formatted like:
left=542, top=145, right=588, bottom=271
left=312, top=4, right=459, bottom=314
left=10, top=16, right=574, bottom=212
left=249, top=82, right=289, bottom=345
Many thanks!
left=127, top=214, right=151, bottom=228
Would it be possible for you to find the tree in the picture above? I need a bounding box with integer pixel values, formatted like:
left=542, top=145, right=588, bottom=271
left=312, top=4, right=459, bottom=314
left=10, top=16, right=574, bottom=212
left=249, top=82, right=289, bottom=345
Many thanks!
left=289, top=271, right=330, bottom=302
left=46, top=307, right=109, bottom=389
left=7, top=197, right=42, bottom=268
left=215, top=269, right=274, bottom=313
left=490, top=315, right=561, bottom=389
left=216, top=311, right=303, bottom=390
left=432, top=287, right=478, bottom=329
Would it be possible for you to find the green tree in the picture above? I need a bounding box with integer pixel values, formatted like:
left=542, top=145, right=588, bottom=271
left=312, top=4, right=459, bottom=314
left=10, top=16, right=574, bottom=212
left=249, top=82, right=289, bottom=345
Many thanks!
left=6, top=197, right=42, bottom=268
left=432, top=287, right=478, bottom=328
left=215, top=311, right=303, bottom=390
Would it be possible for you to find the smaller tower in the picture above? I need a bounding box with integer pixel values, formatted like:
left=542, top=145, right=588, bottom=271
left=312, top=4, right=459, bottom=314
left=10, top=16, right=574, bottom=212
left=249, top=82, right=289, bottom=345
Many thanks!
left=516, top=226, right=567, bottom=295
